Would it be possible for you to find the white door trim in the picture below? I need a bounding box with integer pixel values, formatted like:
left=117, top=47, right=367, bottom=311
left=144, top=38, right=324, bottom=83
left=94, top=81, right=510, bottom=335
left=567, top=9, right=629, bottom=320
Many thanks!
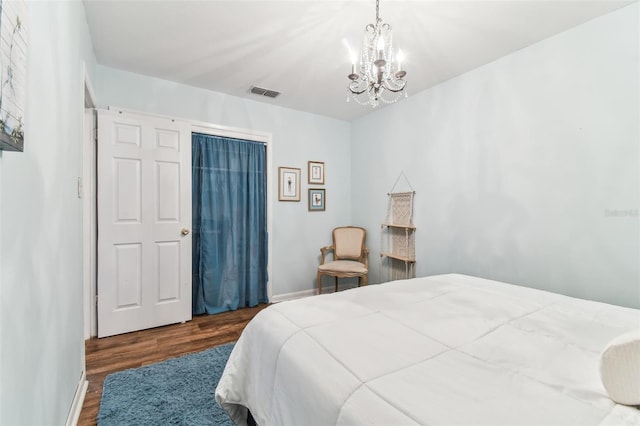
left=109, top=106, right=272, bottom=143
left=73, top=61, right=96, bottom=426
left=83, top=64, right=97, bottom=340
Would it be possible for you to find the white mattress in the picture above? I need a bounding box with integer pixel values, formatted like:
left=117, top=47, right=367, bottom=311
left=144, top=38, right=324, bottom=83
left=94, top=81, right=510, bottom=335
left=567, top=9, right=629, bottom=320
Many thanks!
left=215, top=274, right=640, bottom=425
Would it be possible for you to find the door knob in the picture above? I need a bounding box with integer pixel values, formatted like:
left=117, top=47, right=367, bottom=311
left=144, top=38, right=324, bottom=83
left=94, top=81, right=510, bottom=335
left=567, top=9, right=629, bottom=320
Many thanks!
left=181, top=228, right=190, bottom=236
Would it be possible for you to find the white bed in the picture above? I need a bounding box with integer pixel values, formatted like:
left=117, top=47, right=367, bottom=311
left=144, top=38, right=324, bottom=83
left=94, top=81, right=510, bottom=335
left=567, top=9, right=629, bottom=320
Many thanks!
left=215, top=274, right=640, bottom=425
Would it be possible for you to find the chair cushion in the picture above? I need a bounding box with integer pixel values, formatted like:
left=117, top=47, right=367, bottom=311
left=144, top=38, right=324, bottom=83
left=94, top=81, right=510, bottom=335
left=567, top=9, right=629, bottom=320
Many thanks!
left=318, top=260, right=367, bottom=274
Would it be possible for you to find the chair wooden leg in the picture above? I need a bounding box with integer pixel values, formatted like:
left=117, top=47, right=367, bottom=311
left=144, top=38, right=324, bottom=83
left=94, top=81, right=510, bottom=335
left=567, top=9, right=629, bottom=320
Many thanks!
left=363, top=273, right=368, bottom=286
left=334, top=276, right=339, bottom=292
left=357, top=276, right=361, bottom=287
left=317, top=271, right=323, bottom=295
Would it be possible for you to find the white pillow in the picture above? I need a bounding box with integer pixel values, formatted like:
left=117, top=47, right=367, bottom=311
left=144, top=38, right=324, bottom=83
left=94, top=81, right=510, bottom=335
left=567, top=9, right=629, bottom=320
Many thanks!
left=600, top=329, right=640, bottom=406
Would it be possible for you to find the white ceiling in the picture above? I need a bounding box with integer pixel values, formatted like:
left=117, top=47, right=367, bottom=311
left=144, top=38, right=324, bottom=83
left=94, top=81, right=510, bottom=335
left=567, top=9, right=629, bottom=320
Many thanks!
left=83, top=0, right=633, bottom=121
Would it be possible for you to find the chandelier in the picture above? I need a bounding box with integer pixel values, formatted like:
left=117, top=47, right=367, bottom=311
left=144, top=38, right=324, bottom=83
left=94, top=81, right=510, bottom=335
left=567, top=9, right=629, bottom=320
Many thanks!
left=347, top=0, right=407, bottom=108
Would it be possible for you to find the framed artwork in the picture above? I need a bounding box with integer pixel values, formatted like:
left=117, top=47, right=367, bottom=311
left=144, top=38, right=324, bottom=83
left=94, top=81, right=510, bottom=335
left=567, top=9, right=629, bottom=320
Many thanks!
left=0, top=0, right=27, bottom=152
left=308, top=188, right=325, bottom=211
left=308, top=161, right=325, bottom=185
left=278, top=167, right=301, bottom=201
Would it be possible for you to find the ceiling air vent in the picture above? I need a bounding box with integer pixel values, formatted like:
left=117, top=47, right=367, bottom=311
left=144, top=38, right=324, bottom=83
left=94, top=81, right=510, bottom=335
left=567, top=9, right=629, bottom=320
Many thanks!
left=250, top=86, right=280, bottom=98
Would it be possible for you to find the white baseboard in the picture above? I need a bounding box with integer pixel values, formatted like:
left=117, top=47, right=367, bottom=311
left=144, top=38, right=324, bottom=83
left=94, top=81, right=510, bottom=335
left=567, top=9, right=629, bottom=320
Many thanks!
left=270, top=288, right=316, bottom=303
left=66, top=371, right=88, bottom=426
left=270, top=283, right=360, bottom=303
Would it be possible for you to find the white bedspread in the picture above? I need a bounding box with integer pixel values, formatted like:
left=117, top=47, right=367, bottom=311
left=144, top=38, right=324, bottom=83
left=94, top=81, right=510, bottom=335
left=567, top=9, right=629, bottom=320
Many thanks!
left=215, top=274, right=640, bottom=425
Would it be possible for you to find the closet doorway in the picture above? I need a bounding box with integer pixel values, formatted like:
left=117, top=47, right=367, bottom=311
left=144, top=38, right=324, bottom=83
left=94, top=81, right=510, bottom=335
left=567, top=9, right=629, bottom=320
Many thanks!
left=95, top=109, right=272, bottom=337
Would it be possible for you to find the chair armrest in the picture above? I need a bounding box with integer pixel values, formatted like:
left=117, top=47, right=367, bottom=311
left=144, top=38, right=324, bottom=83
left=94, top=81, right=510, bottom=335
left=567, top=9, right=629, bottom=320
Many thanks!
left=362, top=247, right=370, bottom=269
left=319, top=245, right=335, bottom=265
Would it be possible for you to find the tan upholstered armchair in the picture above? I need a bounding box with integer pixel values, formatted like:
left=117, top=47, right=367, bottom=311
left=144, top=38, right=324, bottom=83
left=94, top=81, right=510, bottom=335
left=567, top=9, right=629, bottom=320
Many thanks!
left=317, top=226, right=369, bottom=294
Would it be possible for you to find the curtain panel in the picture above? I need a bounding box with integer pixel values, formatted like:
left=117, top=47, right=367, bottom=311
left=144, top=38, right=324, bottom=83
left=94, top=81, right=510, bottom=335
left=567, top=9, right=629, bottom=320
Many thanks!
left=192, top=133, right=268, bottom=314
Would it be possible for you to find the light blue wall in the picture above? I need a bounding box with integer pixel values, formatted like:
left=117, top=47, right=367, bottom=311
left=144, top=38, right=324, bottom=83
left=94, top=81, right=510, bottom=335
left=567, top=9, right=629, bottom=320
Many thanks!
left=0, top=3, right=637, bottom=423
left=95, top=66, right=352, bottom=296
left=0, top=1, right=96, bottom=424
left=352, top=4, right=640, bottom=308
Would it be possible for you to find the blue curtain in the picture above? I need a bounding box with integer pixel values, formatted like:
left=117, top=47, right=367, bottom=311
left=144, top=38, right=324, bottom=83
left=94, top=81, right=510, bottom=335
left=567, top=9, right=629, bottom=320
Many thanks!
left=192, top=133, right=268, bottom=315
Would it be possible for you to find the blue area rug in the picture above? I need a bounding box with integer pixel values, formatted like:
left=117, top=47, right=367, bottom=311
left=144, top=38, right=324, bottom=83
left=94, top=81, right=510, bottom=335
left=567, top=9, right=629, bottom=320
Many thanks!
left=98, top=343, right=235, bottom=425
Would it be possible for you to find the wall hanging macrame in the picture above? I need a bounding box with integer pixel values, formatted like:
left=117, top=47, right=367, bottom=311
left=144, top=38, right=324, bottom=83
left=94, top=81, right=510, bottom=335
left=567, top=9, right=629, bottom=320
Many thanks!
left=380, top=172, right=416, bottom=281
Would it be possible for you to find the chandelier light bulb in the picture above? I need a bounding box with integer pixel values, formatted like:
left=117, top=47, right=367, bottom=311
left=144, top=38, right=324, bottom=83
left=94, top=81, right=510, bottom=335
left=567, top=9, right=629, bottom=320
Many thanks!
left=396, top=48, right=405, bottom=76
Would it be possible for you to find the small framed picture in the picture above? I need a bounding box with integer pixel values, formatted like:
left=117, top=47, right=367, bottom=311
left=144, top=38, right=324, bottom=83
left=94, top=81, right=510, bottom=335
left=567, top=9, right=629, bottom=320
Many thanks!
left=308, top=188, right=325, bottom=211
left=308, top=161, right=325, bottom=185
left=278, top=167, right=301, bottom=201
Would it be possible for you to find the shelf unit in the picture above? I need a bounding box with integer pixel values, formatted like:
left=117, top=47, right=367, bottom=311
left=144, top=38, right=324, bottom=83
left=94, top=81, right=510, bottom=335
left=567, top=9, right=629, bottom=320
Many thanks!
left=380, top=191, right=416, bottom=281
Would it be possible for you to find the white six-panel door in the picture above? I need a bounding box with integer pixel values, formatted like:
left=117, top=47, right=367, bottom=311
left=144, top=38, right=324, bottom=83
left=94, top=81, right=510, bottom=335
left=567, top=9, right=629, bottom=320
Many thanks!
left=97, top=109, right=191, bottom=338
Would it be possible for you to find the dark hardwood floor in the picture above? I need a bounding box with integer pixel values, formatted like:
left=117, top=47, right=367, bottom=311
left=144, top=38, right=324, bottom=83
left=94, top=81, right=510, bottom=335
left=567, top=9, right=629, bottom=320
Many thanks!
left=78, top=304, right=269, bottom=426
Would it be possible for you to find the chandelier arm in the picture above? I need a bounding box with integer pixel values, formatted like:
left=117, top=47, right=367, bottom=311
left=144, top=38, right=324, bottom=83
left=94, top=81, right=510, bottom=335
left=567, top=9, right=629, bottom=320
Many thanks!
left=348, top=77, right=372, bottom=95
left=381, top=81, right=406, bottom=93
left=348, top=86, right=369, bottom=96
left=382, top=86, right=405, bottom=94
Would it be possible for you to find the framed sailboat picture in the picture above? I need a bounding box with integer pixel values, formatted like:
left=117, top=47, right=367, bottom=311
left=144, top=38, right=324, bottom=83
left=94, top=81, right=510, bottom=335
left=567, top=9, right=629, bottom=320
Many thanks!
left=0, top=0, right=27, bottom=152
